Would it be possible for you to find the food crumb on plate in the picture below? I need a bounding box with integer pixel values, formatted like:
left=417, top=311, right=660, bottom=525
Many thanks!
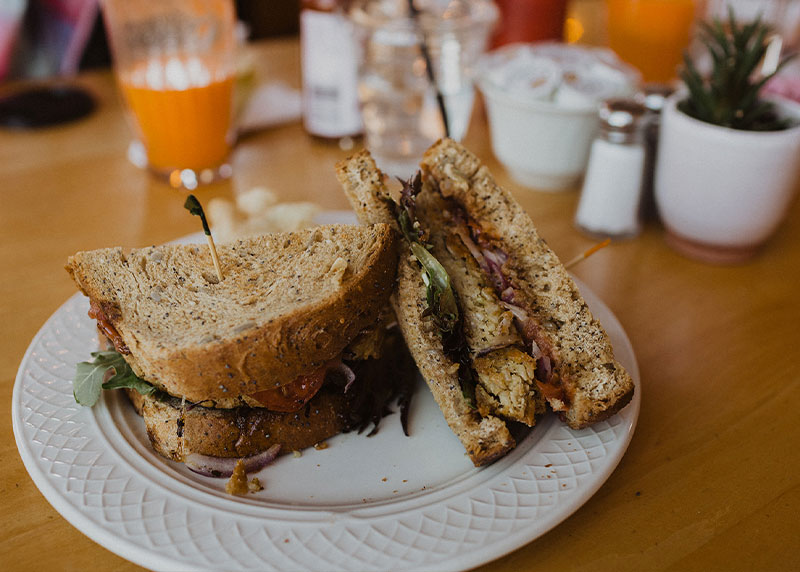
left=225, top=460, right=248, bottom=495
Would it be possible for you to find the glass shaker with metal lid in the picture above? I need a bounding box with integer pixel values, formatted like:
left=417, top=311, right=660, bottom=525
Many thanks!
left=575, top=97, right=649, bottom=238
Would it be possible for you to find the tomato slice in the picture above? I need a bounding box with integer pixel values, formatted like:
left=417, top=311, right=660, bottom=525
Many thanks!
left=248, top=360, right=337, bottom=412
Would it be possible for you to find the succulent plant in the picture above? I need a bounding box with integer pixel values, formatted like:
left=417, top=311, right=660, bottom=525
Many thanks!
left=679, top=8, right=796, bottom=131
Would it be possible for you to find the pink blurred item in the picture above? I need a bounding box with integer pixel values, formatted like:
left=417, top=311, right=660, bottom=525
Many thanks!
left=0, top=0, right=26, bottom=81
left=3, top=0, right=98, bottom=80
left=32, top=0, right=99, bottom=76
left=764, top=73, right=800, bottom=103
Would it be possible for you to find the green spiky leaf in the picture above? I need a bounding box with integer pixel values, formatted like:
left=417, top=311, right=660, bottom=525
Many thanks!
left=679, top=7, right=796, bottom=131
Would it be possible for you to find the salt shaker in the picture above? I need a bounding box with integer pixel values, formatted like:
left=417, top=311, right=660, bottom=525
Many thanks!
left=575, top=98, right=648, bottom=238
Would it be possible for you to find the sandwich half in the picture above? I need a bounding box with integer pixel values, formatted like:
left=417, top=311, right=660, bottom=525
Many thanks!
left=66, top=223, right=415, bottom=475
left=337, top=140, right=634, bottom=466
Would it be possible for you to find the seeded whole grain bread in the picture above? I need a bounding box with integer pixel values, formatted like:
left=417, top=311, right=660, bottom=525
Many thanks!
left=126, top=387, right=351, bottom=460
left=66, top=224, right=397, bottom=403
left=337, top=151, right=515, bottom=466
left=419, top=139, right=634, bottom=429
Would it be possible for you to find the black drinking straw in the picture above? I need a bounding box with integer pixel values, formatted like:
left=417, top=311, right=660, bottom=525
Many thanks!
left=407, top=0, right=450, bottom=137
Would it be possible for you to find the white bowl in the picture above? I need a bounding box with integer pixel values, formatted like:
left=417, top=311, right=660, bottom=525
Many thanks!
left=478, top=82, right=599, bottom=190
left=476, top=43, right=639, bottom=191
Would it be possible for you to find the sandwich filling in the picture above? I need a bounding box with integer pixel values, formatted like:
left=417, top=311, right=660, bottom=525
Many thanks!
left=388, top=174, right=546, bottom=426
left=448, top=206, right=570, bottom=411
left=75, top=321, right=415, bottom=476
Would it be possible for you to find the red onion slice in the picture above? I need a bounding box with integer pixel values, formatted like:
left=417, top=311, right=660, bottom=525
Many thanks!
left=329, top=362, right=356, bottom=392
left=474, top=337, right=522, bottom=357
left=482, top=248, right=510, bottom=290
left=501, top=300, right=530, bottom=323
left=185, top=444, right=281, bottom=478
left=538, top=356, right=553, bottom=384
left=454, top=225, right=486, bottom=268
left=482, top=247, right=508, bottom=266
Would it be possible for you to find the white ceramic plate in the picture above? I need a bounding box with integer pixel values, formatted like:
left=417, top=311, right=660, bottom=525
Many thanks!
left=13, top=215, right=640, bottom=571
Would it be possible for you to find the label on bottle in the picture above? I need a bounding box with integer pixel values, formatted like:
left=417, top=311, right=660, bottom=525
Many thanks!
left=301, top=9, right=362, bottom=138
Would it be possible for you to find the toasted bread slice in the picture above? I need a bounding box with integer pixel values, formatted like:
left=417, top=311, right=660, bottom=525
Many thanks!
left=420, top=139, right=634, bottom=429
left=337, top=151, right=515, bottom=466
left=66, top=224, right=397, bottom=403
left=126, top=386, right=350, bottom=460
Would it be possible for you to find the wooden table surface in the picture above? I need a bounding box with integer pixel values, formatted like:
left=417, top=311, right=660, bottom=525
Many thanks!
left=3, top=36, right=799, bottom=572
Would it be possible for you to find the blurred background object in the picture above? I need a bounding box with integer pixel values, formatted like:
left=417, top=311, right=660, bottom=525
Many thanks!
left=349, top=0, right=498, bottom=178
left=0, top=0, right=26, bottom=81
left=476, top=42, right=640, bottom=190
left=13, top=0, right=95, bottom=77
left=706, top=0, right=800, bottom=104
left=0, top=0, right=303, bottom=84
left=706, top=0, right=800, bottom=46
left=606, top=0, right=700, bottom=84
left=300, top=0, right=362, bottom=142
left=654, top=8, right=800, bottom=263
left=491, top=0, right=568, bottom=46
left=102, top=0, right=237, bottom=188
left=234, top=0, right=300, bottom=38
left=2, top=0, right=98, bottom=80
left=575, top=97, right=648, bottom=238
left=0, top=0, right=99, bottom=128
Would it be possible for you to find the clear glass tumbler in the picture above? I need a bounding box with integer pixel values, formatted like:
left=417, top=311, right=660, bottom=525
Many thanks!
left=349, top=0, right=497, bottom=179
left=101, top=0, right=237, bottom=189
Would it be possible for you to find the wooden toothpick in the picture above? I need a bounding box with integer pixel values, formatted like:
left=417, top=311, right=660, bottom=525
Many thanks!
left=184, top=194, right=223, bottom=282
left=564, top=238, right=612, bottom=270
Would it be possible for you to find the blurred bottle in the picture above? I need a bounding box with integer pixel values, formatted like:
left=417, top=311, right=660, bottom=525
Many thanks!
left=491, top=0, right=568, bottom=47
left=300, top=0, right=362, bottom=141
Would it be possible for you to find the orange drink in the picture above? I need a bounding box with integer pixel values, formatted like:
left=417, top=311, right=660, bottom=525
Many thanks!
left=607, top=0, right=698, bottom=83
left=102, top=0, right=236, bottom=187
left=119, top=65, right=234, bottom=173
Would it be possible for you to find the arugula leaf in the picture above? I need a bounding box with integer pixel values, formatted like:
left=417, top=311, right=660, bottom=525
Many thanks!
left=393, top=174, right=459, bottom=333
left=409, top=242, right=459, bottom=333
left=386, top=173, right=475, bottom=407
left=73, top=353, right=115, bottom=406
left=101, top=363, right=159, bottom=396
left=184, top=194, right=212, bottom=236
left=73, top=350, right=157, bottom=407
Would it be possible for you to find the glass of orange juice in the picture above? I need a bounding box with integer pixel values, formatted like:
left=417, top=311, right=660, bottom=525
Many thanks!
left=101, top=0, right=236, bottom=188
left=606, top=0, right=700, bottom=84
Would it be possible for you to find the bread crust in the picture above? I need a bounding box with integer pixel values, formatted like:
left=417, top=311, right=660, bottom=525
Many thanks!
left=124, top=326, right=417, bottom=461
left=66, top=224, right=398, bottom=402
left=420, top=139, right=634, bottom=429
left=126, top=387, right=353, bottom=460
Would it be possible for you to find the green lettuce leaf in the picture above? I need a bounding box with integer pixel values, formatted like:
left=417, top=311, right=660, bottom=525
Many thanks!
left=394, top=174, right=459, bottom=333
left=73, top=350, right=157, bottom=407
left=409, top=241, right=459, bottom=333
